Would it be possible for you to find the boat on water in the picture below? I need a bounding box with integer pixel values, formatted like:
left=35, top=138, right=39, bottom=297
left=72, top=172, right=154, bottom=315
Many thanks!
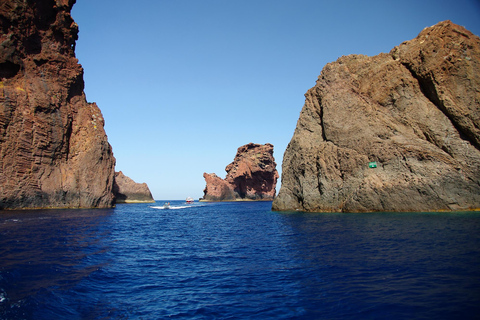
left=186, top=197, right=194, bottom=204
left=163, top=202, right=170, bottom=209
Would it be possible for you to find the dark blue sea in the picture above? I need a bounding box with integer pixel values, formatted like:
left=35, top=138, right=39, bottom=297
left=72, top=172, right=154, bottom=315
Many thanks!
left=1, top=201, right=479, bottom=319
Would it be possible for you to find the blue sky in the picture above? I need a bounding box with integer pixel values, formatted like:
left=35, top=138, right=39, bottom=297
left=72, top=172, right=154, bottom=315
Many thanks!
left=71, top=0, right=480, bottom=200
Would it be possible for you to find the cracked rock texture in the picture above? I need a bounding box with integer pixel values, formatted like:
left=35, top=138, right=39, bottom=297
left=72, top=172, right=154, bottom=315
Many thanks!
left=0, top=0, right=116, bottom=209
left=113, top=171, right=154, bottom=203
left=203, top=143, right=279, bottom=201
left=273, top=21, right=480, bottom=212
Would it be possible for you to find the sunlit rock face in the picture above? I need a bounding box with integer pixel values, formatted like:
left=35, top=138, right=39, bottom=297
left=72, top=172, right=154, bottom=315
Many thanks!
left=0, top=0, right=116, bottom=209
left=113, top=171, right=155, bottom=203
left=202, top=143, right=279, bottom=201
left=273, top=21, right=480, bottom=212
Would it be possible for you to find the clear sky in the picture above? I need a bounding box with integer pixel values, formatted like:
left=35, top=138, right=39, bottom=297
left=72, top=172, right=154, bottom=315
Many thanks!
left=71, top=0, right=480, bottom=200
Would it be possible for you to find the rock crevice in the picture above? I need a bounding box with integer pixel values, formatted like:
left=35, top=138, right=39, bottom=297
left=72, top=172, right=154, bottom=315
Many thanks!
left=401, top=61, right=480, bottom=152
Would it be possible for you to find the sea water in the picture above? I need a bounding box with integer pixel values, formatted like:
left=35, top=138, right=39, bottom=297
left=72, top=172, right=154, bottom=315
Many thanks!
left=0, top=201, right=479, bottom=319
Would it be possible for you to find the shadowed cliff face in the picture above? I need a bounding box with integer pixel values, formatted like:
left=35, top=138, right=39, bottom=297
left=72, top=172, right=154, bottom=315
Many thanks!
left=0, top=0, right=116, bottom=209
left=273, top=21, right=480, bottom=213
left=203, top=143, right=279, bottom=201
left=113, top=171, right=155, bottom=203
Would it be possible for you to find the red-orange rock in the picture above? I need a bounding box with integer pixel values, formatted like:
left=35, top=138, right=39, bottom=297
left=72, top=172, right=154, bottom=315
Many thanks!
left=202, top=173, right=236, bottom=201
left=202, top=143, right=279, bottom=201
left=0, top=1, right=116, bottom=209
left=113, top=171, right=154, bottom=203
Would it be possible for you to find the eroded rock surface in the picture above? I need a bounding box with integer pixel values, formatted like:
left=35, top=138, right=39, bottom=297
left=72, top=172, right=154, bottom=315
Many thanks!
left=113, top=171, right=154, bottom=203
left=0, top=0, right=116, bottom=209
left=273, top=21, right=480, bottom=212
left=202, top=143, right=279, bottom=201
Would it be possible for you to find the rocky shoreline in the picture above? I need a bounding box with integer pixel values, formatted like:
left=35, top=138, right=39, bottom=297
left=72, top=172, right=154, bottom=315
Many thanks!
left=1, top=1, right=478, bottom=213
left=200, top=198, right=274, bottom=202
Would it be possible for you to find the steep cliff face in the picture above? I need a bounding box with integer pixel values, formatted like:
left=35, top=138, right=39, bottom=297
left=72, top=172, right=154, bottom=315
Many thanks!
left=202, top=143, right=279, bottom=201
left=113, top=171, right=154, bottom=203
left=273, top=21, right=480, bottom=212
left=0, top=0, right=116, bottom=209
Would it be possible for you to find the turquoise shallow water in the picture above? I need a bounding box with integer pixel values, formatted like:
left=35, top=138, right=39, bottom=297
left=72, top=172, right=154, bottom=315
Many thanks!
left=1, top=201, right=479, bottom=319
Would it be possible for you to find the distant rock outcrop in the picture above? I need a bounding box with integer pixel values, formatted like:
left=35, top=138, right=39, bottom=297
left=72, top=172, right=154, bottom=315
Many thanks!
left=202, top=143, right=279, bottom=201
left=113, top=171, right=154, bottom=203
left=0, top=1, right=116, bottom=209
left=202, top=172, right=236, bottom=201
left=273, top=21, right=480, bottom=212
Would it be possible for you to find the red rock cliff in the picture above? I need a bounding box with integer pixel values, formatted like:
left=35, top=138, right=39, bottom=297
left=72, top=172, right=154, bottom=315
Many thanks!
left=273, top=21, right=480, bottom=212
left=202, top=143, right=279, bottom=201
left=0, top=0, right=116, bottom=209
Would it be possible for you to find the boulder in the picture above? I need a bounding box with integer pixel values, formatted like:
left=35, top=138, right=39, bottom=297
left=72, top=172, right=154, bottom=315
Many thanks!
left=0, top=0, right=116, bottom=209
left=113, top=171, right=155, bottom=203
left=202, top=143, right=279, bottom=201
left=273, top=21, right=480, bottom=212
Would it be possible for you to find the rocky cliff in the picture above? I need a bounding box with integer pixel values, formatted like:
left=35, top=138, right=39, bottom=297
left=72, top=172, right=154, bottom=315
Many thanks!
left=273, top=21, right=480, bottom=212
left=113, top=171, right=154, bottom=203
left=0, top=0, right=116, bottom=209
left=202, top=143, right=279, bottom=201
left=202, top=172, right=236, bottom=201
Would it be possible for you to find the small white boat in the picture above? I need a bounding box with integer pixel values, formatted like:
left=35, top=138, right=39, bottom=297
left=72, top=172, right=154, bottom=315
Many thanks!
left=186, top=197, right=194, bottom=204
left=163, top=202, right=170, bottom=209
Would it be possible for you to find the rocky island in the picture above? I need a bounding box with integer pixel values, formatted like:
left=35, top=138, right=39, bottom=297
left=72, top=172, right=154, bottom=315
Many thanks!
left=273, top=21, right=480, bottom=212
left=113, top=171, right=155, bottom=203
left=0, top=0, right=116, bottom=209
left=202, top=143, right=279, bottom=201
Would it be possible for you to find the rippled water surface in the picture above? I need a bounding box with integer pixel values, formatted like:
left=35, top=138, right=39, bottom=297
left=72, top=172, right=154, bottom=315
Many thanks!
left=1, top=201, right=479, bottom=319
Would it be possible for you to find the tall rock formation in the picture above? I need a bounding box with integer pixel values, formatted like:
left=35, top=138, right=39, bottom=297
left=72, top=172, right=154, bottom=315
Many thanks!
left=273, top=21, right=480, bottom=212
left=113, top=171, right=155, bottom=203
left=202, top=143, right=279, bottom=201
left=0, top=0, right=116, bottom=209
